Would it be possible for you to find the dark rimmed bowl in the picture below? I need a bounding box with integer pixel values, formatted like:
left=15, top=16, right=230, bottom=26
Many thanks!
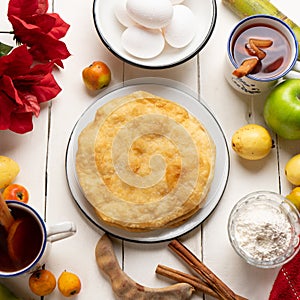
left=93, top=0, right=217, bottom=69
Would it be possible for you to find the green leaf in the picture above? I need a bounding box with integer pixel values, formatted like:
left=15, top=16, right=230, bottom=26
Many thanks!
left=0, top=42, right=13, bottom=57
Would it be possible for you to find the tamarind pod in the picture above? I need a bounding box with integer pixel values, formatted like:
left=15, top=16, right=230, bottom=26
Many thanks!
left=95, top=234, right=195, bottom=300
left=222, top=0, right=300, bottom=59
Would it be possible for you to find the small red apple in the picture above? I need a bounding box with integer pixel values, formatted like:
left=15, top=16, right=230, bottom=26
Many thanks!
left=82, top=61, right=111, bottom=91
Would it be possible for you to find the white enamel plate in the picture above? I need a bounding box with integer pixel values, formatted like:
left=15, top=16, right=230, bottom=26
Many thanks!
left=66, top=78, right=229, bottom=243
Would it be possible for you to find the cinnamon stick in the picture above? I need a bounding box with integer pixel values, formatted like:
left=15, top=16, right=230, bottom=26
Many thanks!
left=168, top=240, right=248, bottom=300
left=0, top=192, right=14, bottom=232
left=156, top=264, right=220, bottom=298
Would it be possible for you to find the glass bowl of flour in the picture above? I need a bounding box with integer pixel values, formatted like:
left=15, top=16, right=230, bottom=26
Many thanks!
left=228, top=191, right=300, bottom=268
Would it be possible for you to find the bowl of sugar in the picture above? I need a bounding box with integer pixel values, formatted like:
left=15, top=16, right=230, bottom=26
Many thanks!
left=93, top=0, right=217, bottom=69
left=228, top=191, right=300, bottom=268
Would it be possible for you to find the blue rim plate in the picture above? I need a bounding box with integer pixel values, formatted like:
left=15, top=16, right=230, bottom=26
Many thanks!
left=65, top=77, right=229, bottom=243
left=93, top=0, right=217, bottom=69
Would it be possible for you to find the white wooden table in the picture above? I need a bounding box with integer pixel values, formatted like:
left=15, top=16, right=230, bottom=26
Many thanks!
left=1, top=0, right=300, bottom=299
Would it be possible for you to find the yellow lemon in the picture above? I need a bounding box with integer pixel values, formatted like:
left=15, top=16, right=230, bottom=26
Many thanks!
left=286, top=187, right=300, bottom=211
left=231, top=124, right=273, bottom=160
left=0, top=156, right=20, bottom=189
left=58, top=270, right=81, bottom=297
left=285, top=154, right=300, bottom=186
left=29, top=269, right=56, bottom=296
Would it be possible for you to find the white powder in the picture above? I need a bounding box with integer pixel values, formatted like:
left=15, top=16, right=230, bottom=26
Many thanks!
left=234, top=202, right=293, bottom=262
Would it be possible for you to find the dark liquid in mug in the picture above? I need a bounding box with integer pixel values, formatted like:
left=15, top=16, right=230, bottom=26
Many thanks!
left=0, top=206, right=43, bottom=272
left=232, top=24, right=291, bottom=79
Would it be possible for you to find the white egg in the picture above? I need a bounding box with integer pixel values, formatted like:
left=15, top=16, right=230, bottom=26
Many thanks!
left=170, top=0, right=184, bottom=4
left=121, top=26, right=165, bottom=59
left=115, top=1, right=136, bottom=27
left=126, top=0, right=173, bottom=29
left=163, top=5, right=196, bottom=48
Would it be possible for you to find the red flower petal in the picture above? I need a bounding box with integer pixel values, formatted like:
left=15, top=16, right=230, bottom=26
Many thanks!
left=0, top=45, right=62, bottom=133
left=0, top=92, right=16, bottom=130
left=3, top=0, right=69, bottom=134
left=9, top=112, right=34, bottom=134
left=13, top=62, right=61, bottom=104
left=30, top=73, right=61, bottom=103
left=20, top=94, right=40, bottom=116
left=8, top=0, right=48, bottom=19
left=8, top=15, right=49, bottom=45
left=8, top=15, right=71, bottom=64
left=0, top=45, right=32, bottom=76
left=26, top=14, right=55, bottom=34
left=36, top=0, right=48, bottom=14
left=18, top=13, right=70, bottom=39
left=47, top=13, right=70, bottom=39
left=29, top=35, right=71, bottom=63
left=0, top=75, right=23, bottom=106
left=0, top=77, right=34, bottom=133
left=18, top=73, right=62, bottom=104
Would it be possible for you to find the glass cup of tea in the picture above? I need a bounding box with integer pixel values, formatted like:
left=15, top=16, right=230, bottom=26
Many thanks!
left=0, top=200, right=76, bottom=277
left=225, top=14, right=300, bottom=95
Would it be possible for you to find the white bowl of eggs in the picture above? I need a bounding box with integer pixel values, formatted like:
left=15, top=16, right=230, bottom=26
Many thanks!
left=93, top=0, right=217, bottom=69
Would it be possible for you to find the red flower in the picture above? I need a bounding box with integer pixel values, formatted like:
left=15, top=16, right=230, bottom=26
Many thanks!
left=7, top=0, right=71, bottom=67
left=0, top=45, right=61, bottom=133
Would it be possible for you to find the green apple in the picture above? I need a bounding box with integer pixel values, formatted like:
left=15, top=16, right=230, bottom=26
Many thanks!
left=263, top=79, right=300, bottom=139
